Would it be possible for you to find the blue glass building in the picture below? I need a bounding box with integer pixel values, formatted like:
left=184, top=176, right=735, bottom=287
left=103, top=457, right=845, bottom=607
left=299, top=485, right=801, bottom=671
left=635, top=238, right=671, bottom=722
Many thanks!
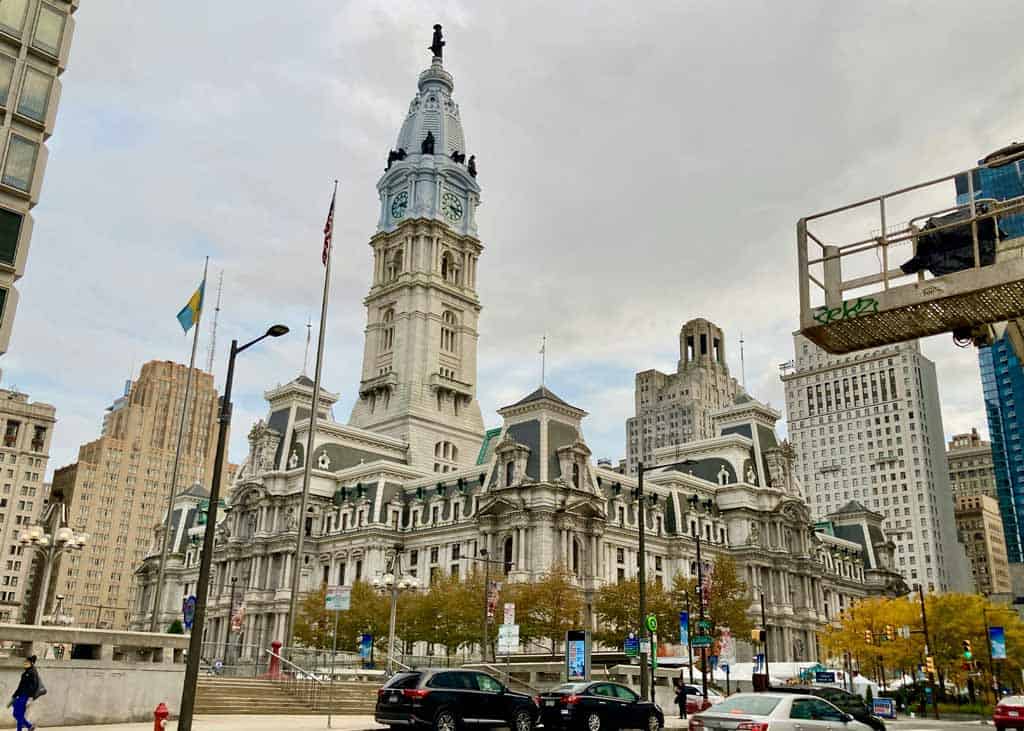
left=956, top=143, right=1024, bottom=238
left=967, top=143, right=1024, bottom=562
left=979, top=336, right=1024, bottom=562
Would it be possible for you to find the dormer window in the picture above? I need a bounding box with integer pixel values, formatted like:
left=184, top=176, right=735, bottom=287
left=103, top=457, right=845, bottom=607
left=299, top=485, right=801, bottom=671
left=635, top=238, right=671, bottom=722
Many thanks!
left=505, top=460, right=514, bottom=487
left=572, top=462, right=580, bottom=488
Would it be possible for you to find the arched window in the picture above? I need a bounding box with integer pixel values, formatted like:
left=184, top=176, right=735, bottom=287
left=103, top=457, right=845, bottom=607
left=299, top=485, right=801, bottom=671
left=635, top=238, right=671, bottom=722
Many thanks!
left=433, top=441, right=459, bottom=472
left=503, top=536, right=514, bottom=574
left=572, top=462, right=580, bottom=488
left=505, top=460, right=515, bottom=486
left=440, top=310, right=458, bottom=353
left=440, top=251, right=461, bottom=284
left=385, top=249, right=402, bottom=282
left=379, top=308, right=395, bottom=352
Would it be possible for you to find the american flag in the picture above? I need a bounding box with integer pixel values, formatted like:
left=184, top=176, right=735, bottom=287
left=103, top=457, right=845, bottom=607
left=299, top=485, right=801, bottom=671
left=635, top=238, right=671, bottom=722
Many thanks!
left=322, top=187, right=336, bottom=266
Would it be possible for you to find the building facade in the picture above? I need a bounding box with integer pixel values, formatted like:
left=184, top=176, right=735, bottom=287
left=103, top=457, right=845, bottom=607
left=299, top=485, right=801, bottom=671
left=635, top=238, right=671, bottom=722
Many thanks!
left=979, top=332, right=1024, bottom=563
left=0, top=0, right=77, bottom=355
left=131, top=33, right=905, bottom=664
left=50, top=360, right=220, bottom=629
left=782, top=334, right=972, bottom=593
left=0, top=387, right=53, bottom=622
left=955, top=494, right=1011, bottom=595
left=625, top=318, right=741, bottom=475
left=947, top=429, right=997, bottom=499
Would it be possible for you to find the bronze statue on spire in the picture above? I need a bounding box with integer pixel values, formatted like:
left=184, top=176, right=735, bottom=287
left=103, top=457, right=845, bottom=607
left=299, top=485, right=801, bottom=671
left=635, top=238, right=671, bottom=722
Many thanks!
left=429, top=24, right=445, bottom=59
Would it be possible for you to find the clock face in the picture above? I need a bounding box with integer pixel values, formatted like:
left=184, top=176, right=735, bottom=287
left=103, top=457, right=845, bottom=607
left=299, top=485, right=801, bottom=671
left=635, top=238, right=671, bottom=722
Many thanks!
left=390, top=191, right=408, bottom=220
left=441, top=191, right=464, bottom=222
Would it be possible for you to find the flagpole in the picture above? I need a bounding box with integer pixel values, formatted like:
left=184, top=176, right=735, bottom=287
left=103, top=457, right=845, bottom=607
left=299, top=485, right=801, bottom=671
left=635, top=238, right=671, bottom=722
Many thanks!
left=285, top=181, right=337, bottom=654
left=150, top=256, right=208, bottom=633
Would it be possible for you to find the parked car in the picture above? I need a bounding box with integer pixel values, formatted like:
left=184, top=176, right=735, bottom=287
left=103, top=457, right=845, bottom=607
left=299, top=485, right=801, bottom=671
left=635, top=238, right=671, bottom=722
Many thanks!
left=374, top=669, right=537, bottom=731
left=690, top=693, right=874, bottom=731
left=769, top=686, right=886, bottom=731
left=537, top=680, right=664, bottom=731
left=994, top=695, right=1024, bottom=730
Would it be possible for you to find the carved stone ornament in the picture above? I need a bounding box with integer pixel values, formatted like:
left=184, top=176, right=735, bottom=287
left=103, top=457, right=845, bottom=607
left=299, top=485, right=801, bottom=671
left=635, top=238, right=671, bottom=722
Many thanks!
left=318, top=452, right=332, bottom=470
left=745, top=464, right=757, bottom=485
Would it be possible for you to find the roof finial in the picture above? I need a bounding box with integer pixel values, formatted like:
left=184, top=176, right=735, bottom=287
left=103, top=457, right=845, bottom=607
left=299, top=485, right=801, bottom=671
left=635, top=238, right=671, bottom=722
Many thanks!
left=429, top=24, right=445, bottom=60
left=539, top=334, right=547, bottom=386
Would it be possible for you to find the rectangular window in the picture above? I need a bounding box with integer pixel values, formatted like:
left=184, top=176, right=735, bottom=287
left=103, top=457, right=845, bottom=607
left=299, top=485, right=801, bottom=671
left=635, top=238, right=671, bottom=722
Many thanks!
left=0, top=208, right=21, bottom=267
left=31, top=3, right=64, bottom=57
left=2, top=134, right=37, bottom=192
left=0, top=0, right=27, bottom=36
left=0, top=54, right=13, bottom=107
left=17, top=66, right=51, bottom=122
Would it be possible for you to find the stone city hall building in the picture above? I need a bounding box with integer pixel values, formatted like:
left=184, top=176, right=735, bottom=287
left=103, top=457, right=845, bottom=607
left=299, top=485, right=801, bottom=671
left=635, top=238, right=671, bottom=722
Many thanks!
left=131, top=30, right=903, bottom=663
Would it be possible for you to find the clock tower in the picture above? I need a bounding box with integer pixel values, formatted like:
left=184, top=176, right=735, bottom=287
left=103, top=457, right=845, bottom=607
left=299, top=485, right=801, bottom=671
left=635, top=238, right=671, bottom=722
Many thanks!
left=349, top=27, right=485, bottom=472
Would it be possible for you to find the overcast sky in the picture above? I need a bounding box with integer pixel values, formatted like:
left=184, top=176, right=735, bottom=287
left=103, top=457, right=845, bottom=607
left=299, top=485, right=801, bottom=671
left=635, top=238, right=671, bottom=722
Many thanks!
left=4, top=1, right=1022, bottom=477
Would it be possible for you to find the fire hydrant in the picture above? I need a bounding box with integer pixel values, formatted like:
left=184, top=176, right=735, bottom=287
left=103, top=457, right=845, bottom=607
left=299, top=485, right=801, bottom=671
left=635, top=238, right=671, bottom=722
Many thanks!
left=153, top=702, right=169, bottom=731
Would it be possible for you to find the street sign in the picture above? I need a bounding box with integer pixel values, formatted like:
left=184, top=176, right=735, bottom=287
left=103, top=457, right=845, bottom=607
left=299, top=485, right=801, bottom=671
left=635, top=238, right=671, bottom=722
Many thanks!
left=498, top=624, right=519, bottom=654
left=503, top=602, right=515, bottom=626
left=815, top=671, right=836, bottom=683
left=624, top=633, right=639, bottom=657
left=872, top=699, right=896, bottom=719
left=640, top=638, right=652, bottom=655
left=691, top=635, right=713, bottom=648
left=325, top=587, right=351, bottom=611
left=697, top=619, right=714, bottom=633
left=645, top=614, right=658, bottom=632
left=182, top=595, right=196, bottom=630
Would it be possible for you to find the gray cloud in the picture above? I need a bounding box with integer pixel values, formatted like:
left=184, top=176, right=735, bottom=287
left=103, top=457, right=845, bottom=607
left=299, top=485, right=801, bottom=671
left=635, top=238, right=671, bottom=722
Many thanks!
left=5, top=0, right=1020, bottom=475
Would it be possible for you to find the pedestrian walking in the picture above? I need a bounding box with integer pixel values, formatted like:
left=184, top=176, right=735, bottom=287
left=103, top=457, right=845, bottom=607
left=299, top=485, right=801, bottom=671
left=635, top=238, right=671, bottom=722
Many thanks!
left=673, top=671, right=687, bottom=719
left=7, top=654, right=45, bottom=731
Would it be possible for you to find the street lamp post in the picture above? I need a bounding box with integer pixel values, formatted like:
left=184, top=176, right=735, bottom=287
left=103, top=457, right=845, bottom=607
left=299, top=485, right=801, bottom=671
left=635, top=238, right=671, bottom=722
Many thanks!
left=372, top=547, right=418, bottom=675
left=470, top=549, right=507, bottom=663
left=224, top=576, right=238, bottom=663
left=19, top=523, right=87, bottom=625
left=696, top=532, right=707, bottom=701
left=636, top=458, right=697, bottom=704
left=41, top=594, right=73, bottom=627
left=177, top=324, right=288, bottom=731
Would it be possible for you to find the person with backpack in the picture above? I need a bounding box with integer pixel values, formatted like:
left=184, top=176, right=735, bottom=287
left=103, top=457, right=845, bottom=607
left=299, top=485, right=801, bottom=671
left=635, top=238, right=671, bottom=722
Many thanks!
left=7, top=654, right=44, bottom=731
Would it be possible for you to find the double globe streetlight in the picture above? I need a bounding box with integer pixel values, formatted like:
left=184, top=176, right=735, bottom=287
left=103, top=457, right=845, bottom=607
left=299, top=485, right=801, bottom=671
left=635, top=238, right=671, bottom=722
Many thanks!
left=372, top=549, right=419, bottom=675
left=19, top=523, right=88, bottom=625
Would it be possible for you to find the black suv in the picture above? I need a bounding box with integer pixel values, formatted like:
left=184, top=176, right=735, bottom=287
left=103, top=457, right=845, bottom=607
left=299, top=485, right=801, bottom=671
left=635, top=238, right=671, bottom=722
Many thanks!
left=537, top=681, right=664, bottom=731
left=376, top=669, right=538, bottom=731
left=769, top=686, right=886, bottom=731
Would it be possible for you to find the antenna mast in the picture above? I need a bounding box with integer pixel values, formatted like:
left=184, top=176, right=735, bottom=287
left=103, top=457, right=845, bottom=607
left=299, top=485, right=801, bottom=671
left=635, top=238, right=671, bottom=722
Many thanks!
left=205, top=270, right=224, bottom=374
left=740, top=332, right=747, bottom=391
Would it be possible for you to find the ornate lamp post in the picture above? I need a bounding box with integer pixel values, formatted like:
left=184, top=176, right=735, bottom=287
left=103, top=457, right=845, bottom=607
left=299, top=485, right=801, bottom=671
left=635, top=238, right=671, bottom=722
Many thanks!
left=19, top=523, right=87, bottom=625
left=41, top=594, right=74, bottom=627
left=372, top=548, right=418, bottom=674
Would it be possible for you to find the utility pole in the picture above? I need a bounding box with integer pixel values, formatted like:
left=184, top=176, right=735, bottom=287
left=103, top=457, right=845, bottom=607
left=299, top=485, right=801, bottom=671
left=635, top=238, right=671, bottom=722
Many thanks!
left=637, top=461, right=649, bottom=701
left=761, top=592, right=769, bottom=687
left=917, top=585, right=940, bottom=720
left=696, top=533, right=707, bottom=701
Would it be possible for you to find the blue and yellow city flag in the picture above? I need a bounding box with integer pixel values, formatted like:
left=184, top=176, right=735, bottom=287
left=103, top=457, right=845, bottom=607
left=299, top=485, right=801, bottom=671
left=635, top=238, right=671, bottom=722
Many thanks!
left=176, top=279, right=205, bottom=333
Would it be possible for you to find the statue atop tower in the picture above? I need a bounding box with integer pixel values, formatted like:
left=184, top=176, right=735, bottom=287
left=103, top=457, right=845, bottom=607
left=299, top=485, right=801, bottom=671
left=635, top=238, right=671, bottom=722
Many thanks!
left=429, top=24, right=445, bottom=59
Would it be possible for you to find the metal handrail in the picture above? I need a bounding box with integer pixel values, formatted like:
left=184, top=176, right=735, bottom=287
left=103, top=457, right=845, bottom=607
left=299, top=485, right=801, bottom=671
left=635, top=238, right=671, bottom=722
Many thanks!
left=264, top=648, right=326, bottom=686
left=479, top=662, right=542, bottom=694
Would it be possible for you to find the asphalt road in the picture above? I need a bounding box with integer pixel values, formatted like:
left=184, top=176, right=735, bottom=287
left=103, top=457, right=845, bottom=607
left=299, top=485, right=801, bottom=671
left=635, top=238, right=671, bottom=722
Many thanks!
left=662, top=719, right=988, bottom=731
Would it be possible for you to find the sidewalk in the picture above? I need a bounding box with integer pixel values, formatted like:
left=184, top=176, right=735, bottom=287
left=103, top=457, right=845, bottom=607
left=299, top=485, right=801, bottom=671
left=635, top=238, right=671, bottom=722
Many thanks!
left=26, top=715, right=387, bottom=731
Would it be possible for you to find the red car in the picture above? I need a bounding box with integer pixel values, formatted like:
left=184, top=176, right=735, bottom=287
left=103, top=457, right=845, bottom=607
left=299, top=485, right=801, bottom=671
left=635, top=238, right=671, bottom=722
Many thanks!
left=994, top=695, right=1024, bottom=731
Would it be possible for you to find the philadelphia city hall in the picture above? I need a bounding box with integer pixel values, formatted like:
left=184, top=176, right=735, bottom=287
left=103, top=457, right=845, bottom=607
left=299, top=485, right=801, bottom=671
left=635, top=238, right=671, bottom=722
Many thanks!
left=130, top=28, right=905, bottom=665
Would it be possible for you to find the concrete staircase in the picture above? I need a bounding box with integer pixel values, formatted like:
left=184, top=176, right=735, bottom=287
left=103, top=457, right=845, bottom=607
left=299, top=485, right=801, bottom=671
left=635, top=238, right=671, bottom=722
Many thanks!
left=196, top=676, right=379, bottom=715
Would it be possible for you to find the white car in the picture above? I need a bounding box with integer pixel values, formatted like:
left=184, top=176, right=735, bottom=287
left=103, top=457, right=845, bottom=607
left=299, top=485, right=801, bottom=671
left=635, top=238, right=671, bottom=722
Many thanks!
left=690, top=693, right=874, bottom=731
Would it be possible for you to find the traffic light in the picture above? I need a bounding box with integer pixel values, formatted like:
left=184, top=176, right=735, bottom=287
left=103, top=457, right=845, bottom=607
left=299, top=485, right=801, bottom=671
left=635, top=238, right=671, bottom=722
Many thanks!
left=885, top=624, right=894, bottom=641
left=751, top=628, right=766, bottom=643
left=864, top=629, right=873, bottom=645
left=962, top=639, right=973, bottom=660
left=925, top=655, right=936, bottom=674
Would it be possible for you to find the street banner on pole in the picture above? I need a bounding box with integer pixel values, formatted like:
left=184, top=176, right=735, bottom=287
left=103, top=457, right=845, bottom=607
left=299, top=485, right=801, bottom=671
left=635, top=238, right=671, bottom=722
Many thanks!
left=719, top=627, right=736, bottom=665
left=990, top=626, right=1007, bottom=660
left=486, top=581, right=501, bottom=619
left=498, top=624, right=519, bottom=655
left=326, top=587, right=351, bottom=611
left=358, top=634, right=373, bottom=659
left=503, top=602, right=515, bottom=626
left=679, top=611, right=689, bottom=649
left=183, top=596, right=196, bottom=630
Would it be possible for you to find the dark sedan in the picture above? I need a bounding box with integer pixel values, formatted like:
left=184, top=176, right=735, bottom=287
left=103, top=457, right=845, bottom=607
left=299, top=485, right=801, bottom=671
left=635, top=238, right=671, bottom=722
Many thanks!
left=375, top=669, right=537, bottom=731
left=537, top=681, right=664, bottom=731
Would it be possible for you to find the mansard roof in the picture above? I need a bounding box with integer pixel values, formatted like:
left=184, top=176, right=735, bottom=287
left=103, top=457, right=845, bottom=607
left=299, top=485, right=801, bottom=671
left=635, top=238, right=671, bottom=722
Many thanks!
left=511, top=386, right=577, bottom=409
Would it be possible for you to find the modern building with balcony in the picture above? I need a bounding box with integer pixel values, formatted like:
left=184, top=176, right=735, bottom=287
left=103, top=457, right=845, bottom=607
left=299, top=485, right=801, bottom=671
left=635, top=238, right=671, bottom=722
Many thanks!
left=0, top=0, right=77, bottom=355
